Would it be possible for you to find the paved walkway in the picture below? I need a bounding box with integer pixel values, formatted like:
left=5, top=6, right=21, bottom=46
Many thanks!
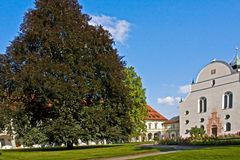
left=91, top=144, right=205, bottom=160
left=141, top=144, right=205, bottom=150
left=92, top=150, right=179, bottom=160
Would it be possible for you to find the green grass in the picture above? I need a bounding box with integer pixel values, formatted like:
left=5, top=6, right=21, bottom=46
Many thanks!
left=0, top=143, right=168, bottom=160
left=137, top=145, right=240, bottom=160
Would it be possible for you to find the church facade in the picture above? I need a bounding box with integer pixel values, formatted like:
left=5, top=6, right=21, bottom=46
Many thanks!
left=180, top=54, right=240, bottom=137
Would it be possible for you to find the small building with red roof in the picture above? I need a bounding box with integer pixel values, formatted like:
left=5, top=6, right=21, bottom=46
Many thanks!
left=142, top=105, right=168, bottom=141
left=146, top=105, right=168, bottom=121
left=132, top=105, right=179, bottom=142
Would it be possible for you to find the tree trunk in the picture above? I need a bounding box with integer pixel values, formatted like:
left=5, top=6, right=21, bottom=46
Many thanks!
left=66, top=141, right=73, bottom=149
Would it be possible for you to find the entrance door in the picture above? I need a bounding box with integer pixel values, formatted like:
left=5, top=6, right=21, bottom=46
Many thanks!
left=211, top=125, right=218, bottom=137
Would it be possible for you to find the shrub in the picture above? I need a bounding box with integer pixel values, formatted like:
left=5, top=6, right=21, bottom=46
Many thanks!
left=189, top=126, right=205, bottom=141
left=158, top=133, right=240, bottom=146
left=159, top=137, right=190, bottom=145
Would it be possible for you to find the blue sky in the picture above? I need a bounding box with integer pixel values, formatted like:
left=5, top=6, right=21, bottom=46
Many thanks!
left=1, top=0, right=240, bottom=118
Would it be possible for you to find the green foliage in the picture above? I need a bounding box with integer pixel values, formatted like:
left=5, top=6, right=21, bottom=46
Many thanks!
left=124, top=67, right=147, bottom=138
left=159, top=134, right=240, bottom=146
left=153, top=136, right=160, bottom=143
left=0, top=0, right=134, bottom=147
left=159, top=137, right=190, bottom=145
left=190, top=126, right=206, bottom=140
left=22, top=128, right=47, bottom=146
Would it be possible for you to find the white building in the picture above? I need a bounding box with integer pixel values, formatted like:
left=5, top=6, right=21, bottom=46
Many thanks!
left=0, top=130, right=15, bottom=149
left=143, top=105, right=168, bottom=141
left=180, top=53, right=240, bottom=137
left=162, top=116, right=179, bottom=139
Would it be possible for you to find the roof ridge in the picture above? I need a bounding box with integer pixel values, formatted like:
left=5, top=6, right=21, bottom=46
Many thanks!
left=146, top=105, right=168, bottom=121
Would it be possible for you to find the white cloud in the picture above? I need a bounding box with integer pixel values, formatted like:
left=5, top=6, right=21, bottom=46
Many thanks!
left=89, top=15, right=131, bottom=43
left=178, top=85, right=191, bottom=94
left=157, top=96, right=181, bottom=106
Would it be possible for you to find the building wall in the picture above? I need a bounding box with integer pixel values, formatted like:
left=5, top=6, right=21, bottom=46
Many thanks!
left=145, top=120, right=165, bottom=141
left=180, top=61, right=240, bottom=137
left=162, top=122, right=179, bottom=138
left=0, top=134, right=13, bottom=147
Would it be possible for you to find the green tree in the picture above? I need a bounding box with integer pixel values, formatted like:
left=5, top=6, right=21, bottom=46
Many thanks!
left=2, top=0, right=134, bottom=148
left=124, top=67, right=147, bottom=139
left=22, top=128, right=48, bottom=147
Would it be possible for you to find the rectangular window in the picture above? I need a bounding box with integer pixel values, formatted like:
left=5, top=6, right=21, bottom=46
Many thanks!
left=155, top=123, right=158, bottom=129
left=211, top=69, right=216, bottom=75
left=148, top=123, right=151, bottom=130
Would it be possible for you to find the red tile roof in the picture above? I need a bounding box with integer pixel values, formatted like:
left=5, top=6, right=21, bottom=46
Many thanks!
left=145, top=105, right=168, bottom=121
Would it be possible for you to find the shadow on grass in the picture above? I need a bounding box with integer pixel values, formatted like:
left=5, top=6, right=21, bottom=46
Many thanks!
left=2, top=144, right=124, bottom=152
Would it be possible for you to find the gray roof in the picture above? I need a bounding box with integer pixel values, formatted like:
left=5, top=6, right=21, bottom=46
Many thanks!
left=170, top=116, right=179, bottom=121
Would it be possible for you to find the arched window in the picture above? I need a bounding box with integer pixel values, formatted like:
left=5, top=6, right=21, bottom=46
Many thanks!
left=225, top=122, right=231, bottom=132
left=199, top=97, right=207, bottom=113
left=148, top=133, right=152, bottom=140
left=223, top=92, right=233, bottom=109
left=201, top=125, right=204, bottom=130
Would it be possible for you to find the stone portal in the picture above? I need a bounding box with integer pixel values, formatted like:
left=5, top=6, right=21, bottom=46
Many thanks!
left=207, top=112, right=222, bottom=136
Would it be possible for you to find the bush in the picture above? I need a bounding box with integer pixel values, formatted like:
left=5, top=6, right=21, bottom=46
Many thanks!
left=159, top=136, right=240, bottom=146
left=159, top=137, right=190, bottom=145
left=189, top=126, right=206, bottom=141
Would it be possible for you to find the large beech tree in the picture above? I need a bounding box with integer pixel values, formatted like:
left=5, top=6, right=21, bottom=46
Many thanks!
left=1, top=0, right=134, bottom=148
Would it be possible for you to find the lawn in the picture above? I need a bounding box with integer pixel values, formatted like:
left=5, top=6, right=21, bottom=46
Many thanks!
left=137, top=145, right=240, bottom=160
left=0, top=143, right=168, bottom=160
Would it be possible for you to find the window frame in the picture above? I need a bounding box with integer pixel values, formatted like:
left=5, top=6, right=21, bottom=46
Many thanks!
left=199, top=97, right=207, bottom=113
left=222, top=91, right=233, bottom=109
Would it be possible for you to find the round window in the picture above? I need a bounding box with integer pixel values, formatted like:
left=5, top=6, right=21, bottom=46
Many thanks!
left=225, top=114, right=230, bottom=120
left=200, top=118, right=204, bottom=122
